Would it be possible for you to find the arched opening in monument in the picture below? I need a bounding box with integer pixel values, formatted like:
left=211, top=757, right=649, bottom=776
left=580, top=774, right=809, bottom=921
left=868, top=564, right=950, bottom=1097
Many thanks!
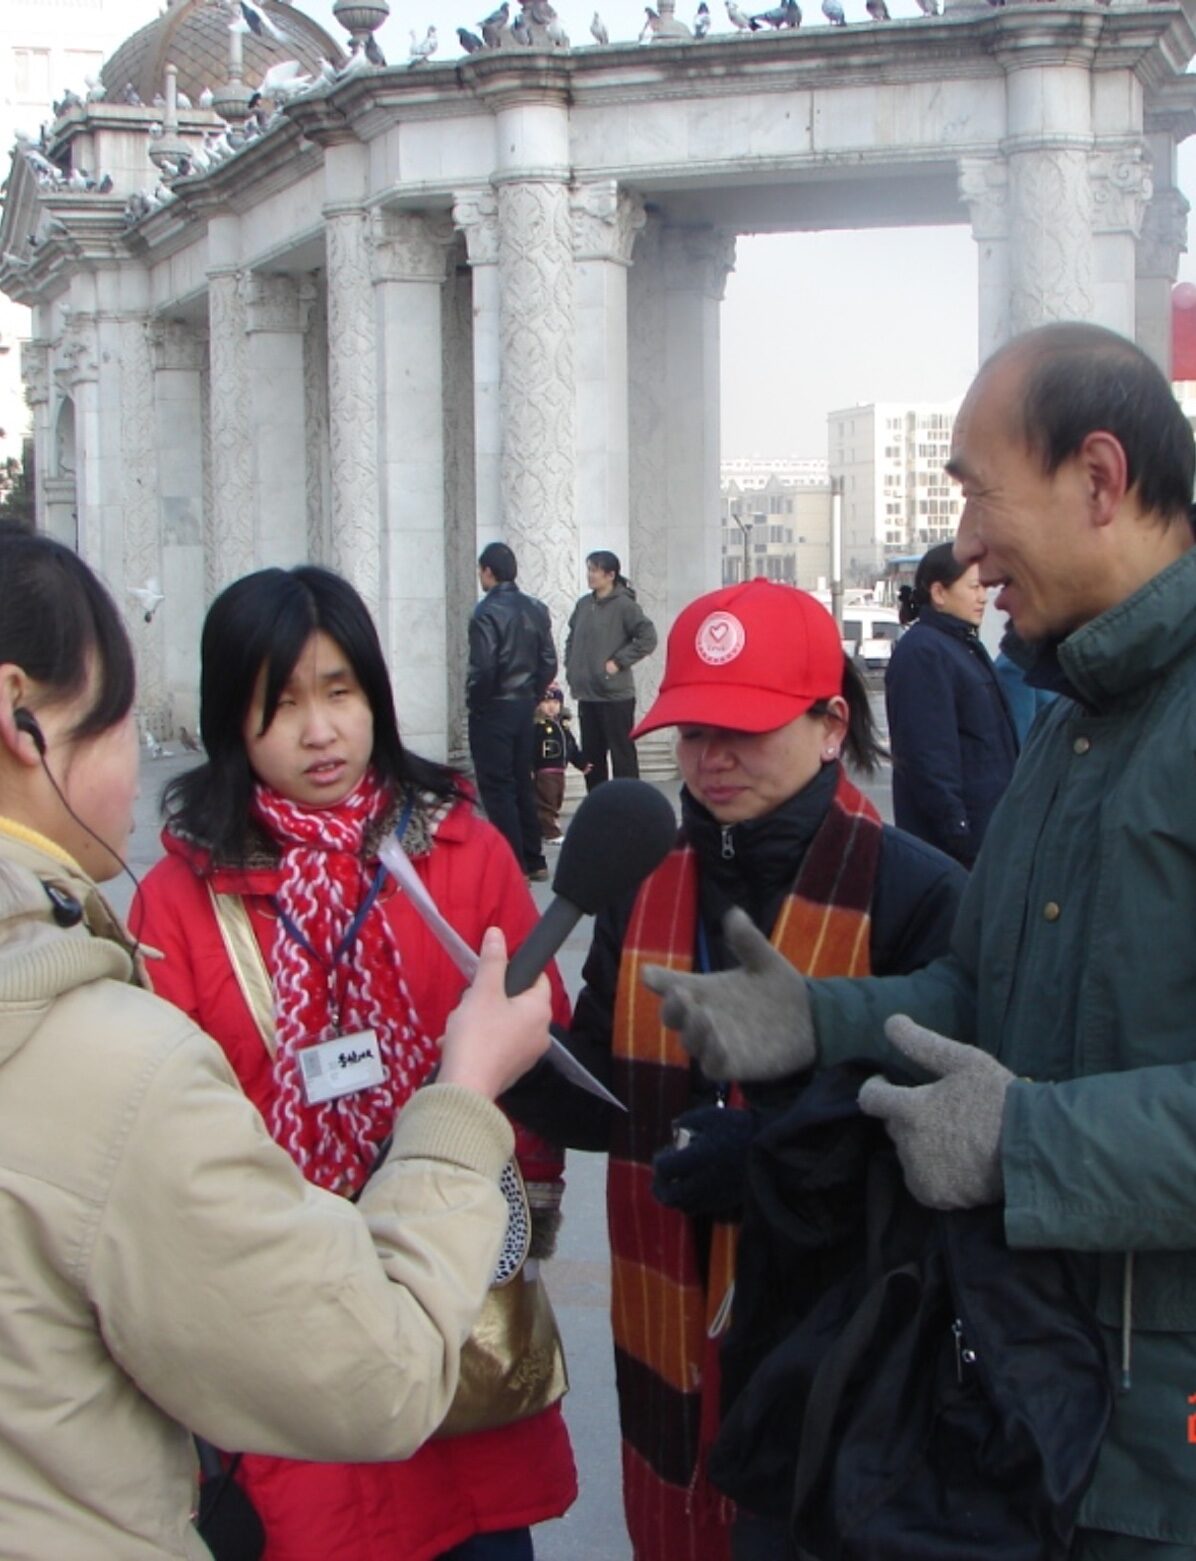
left=723, top=225, right=979, bottom=454
left=720, top=222, right=979, bottom=588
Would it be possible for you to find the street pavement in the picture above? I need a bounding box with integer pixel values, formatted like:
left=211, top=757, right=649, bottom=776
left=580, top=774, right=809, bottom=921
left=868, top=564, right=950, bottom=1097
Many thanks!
left=112, top=705, right=895, bottom=1561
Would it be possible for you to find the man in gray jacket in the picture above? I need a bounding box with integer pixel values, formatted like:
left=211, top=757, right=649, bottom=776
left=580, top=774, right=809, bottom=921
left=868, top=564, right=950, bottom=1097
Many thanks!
left=564, top=549, right=657, bottom=790
left=642, top=323, right=1196, bottom=1559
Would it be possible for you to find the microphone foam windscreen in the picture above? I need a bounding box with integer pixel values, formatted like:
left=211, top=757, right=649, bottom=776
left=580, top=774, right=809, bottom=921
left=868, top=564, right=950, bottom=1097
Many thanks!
left=553, top=778, right=678, bottom=915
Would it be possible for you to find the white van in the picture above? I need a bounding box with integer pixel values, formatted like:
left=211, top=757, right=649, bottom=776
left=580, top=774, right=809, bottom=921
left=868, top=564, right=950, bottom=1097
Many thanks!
left=840, top=606, right=903, bottom=670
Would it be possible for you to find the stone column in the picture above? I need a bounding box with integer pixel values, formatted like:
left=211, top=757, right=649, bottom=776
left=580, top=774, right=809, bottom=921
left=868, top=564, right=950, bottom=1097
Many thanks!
left=244, top=274, right=309, bottom=568
left=998, top=38, right=1099, bottom=336
left=496, top=172, right=577, bottom=634
left=959, top=156, right=1010, bottom=363
left=1136, top=137, right=1189, bottom=375
left=324, top=143, right=380, bottom=618
left=115, top=308, right=168, bottom=734
left=660, top=225, right=735, bottom=626
left=453, top=189, right=501, bottom=553
left=372, top=210, right=456, bottom=760
left=150, top=321, right=207, bottom=734
left=302, top=280, right=332, bottom=564
left=442, top=252, right=478, bottom=766
left=206, top=260, right=254, bottom=594
left=1007, top=145, right=1096, bottom=334
left=1090, top=144, right=1153, bottom=340
left=571, top=179, right=646, bottom=575
left=55, top=310, right=103, bottom=571
left=20, top=337, right=55, bottom=538
left=628, top=213, right=669, bottom=734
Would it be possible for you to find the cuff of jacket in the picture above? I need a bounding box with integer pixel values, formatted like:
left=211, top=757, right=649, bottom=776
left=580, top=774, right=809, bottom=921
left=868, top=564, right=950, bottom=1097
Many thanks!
left=392, top=1085, right=515, bottom=1179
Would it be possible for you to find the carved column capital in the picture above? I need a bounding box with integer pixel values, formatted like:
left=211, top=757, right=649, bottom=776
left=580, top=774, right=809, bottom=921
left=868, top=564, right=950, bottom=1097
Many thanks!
left=21, top=339, right=51, bottom=406
left=244, top=273, right=303, bottom=334
left=570, top=180, right=647, bottom=266
left=55, top=312, right=99, bottom=388
left=1137, top=185, right=1190, bottom=280
left=453, top=188, right=499, bottom=267
left=371, top=210, right=456, bottom=284
left=659, top=225, right=737, bottom=302
left=148, top=319, right=206, bottom=372
left=1089, top=144, right=1154, bottom=238
left=958, top=156, right=1009, bottom=242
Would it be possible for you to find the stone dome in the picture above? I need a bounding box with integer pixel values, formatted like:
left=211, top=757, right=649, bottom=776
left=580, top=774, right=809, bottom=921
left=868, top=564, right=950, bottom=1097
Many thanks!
left=101, top=0, right=344, bottom=107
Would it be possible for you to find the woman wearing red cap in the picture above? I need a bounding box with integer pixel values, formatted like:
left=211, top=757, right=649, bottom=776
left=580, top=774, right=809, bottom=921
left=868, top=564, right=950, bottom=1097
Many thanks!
left=505, top=579, right=966, bottom=1561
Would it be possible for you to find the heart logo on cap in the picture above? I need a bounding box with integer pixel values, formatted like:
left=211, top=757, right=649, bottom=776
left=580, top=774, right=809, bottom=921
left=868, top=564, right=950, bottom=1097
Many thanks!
left=695, top=610, right=746, bottom=666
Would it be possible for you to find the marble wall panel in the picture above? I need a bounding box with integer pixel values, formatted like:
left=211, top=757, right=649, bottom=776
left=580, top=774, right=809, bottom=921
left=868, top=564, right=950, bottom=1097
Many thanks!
left=377, top=117, right=497, bottom=190
left=1004, top=64, right=1092, bottom=145
left=151, top=242, right=209, bottom=312
left=238, top=175, right=325, bottom=263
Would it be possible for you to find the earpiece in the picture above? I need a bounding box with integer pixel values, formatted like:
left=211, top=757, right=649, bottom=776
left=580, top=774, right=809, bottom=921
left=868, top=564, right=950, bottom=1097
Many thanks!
left=14, top=707, right=46, bottom=756
left=12, top=700, right=144, bottom=954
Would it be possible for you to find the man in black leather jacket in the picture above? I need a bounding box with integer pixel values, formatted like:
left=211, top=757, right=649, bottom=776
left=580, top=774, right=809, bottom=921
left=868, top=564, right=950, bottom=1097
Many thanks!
left=466, top=541, right=558, bottom=878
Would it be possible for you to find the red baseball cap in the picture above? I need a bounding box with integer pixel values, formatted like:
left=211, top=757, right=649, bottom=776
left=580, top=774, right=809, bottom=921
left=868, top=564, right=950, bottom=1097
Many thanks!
left=631, top=580, right=845, bottom=738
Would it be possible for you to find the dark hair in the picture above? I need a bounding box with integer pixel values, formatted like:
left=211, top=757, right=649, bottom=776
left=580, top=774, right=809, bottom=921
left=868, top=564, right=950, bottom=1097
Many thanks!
left=809, top=656, right=886, bottom=776
left=587, top=549, right=633, bottom=595
left=478, top=541, right=517, bottom=582
left=1004, top=323, right=1194, bottom=524
left=0, top=524, right=135, bottom=738
left=898, top=543, right=968, bottom=625
left=164, top=565, right=462, bottom=859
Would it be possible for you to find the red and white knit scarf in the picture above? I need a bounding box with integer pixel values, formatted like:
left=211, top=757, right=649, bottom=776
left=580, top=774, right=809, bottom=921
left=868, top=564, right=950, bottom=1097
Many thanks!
left=252, top=770, right=437, bottom=1195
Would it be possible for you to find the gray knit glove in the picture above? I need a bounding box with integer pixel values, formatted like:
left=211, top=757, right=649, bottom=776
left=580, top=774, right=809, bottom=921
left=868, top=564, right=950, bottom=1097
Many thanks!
left=857, top=1014, right=1013, bottom=1210
left=640, top=907, right=817, bottom=1081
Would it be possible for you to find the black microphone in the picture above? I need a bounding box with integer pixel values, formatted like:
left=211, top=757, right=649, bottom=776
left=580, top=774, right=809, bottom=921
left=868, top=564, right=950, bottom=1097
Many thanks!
left=504, top=778, right=678, bottom=996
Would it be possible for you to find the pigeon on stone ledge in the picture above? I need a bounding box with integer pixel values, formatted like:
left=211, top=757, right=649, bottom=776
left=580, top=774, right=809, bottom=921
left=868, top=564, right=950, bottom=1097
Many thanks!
left=750, top=0, right=800, bottom=26
left=408, top=25, right=439, bottom=63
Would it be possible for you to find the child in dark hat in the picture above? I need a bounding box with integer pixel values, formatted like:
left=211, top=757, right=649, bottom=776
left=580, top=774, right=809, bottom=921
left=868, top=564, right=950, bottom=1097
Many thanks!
left=533, top=686, right=589, bottom=842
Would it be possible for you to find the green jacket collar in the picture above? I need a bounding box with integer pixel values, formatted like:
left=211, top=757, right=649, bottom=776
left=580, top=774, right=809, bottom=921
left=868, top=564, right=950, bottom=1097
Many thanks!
left=1024, top=546, right=1196, bottom=711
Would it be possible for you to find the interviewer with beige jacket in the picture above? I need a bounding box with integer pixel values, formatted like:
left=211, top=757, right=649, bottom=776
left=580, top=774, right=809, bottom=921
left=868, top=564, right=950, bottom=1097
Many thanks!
left=0, top=525, right=551, bottom=1560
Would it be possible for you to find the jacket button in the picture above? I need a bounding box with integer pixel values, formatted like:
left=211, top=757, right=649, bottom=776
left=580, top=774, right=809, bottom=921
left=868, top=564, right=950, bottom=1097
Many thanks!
left=1073, top=736, right=1091, bottom=755
left=1043, top=901, right=1061, bottom=922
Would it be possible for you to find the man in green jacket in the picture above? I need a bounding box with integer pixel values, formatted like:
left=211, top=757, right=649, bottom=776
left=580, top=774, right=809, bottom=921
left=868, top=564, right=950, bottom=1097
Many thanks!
left=644, top=322, right=1196, bottom=1558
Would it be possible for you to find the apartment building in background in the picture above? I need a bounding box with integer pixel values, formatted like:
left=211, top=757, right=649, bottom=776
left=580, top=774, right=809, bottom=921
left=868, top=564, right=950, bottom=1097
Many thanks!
left=719, top=457, right=834, bottom=588
left=827, top=400, right=963, bottom=584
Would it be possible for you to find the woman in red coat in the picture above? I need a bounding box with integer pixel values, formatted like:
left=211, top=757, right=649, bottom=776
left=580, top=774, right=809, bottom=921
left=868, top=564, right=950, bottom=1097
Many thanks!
left=131, top=565, right=577, bottom=1561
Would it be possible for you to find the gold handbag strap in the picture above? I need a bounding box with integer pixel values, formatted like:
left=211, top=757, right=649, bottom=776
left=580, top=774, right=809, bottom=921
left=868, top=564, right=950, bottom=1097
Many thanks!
left=207, top=886, right=277, bottom=1057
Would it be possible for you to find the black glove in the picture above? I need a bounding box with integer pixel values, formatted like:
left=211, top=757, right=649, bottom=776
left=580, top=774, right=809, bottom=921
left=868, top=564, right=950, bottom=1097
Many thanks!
left=650, top=1104, right=755, bottom=1220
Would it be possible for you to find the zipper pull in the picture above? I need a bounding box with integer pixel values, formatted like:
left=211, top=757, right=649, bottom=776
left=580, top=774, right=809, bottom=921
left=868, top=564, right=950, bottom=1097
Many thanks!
left=720, top=825, right=734, bottom=861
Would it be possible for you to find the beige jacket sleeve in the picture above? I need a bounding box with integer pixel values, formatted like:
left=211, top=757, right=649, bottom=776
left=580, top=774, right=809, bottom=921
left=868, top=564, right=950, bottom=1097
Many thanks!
left=89, top=1023, right=512, bottom=1461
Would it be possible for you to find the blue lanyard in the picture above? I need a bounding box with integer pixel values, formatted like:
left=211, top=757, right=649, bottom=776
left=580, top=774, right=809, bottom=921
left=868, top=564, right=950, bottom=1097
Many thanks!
left=272, top=793, right=414, bottom=968
left=274, top=863, right=386, bottom=967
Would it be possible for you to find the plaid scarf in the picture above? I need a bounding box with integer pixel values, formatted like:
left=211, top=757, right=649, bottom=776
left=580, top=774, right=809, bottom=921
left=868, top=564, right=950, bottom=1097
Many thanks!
left=252, top=770, right=436, bottom=1196
left=608, top=766, right=882, bottom=1561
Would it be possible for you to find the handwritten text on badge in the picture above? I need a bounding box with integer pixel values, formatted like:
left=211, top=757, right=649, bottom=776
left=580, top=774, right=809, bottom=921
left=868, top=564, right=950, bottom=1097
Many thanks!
left=299, top=1030, right=385, bottom=1106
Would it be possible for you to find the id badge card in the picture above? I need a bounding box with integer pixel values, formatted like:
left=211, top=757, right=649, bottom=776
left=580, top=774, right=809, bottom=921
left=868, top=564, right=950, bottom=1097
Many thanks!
left=299, top=1031, right=385, bottom=1106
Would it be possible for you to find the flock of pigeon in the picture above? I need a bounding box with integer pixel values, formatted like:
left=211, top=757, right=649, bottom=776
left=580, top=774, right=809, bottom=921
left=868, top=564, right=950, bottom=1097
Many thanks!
left=2, top=0, right=1018, bottom=248
left=454, top=0, right=964, bottom=52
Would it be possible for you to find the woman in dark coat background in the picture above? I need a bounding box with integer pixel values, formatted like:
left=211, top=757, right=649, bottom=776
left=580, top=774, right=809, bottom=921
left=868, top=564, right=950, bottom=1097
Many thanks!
left=885, top=542, right=1019, bottom=867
